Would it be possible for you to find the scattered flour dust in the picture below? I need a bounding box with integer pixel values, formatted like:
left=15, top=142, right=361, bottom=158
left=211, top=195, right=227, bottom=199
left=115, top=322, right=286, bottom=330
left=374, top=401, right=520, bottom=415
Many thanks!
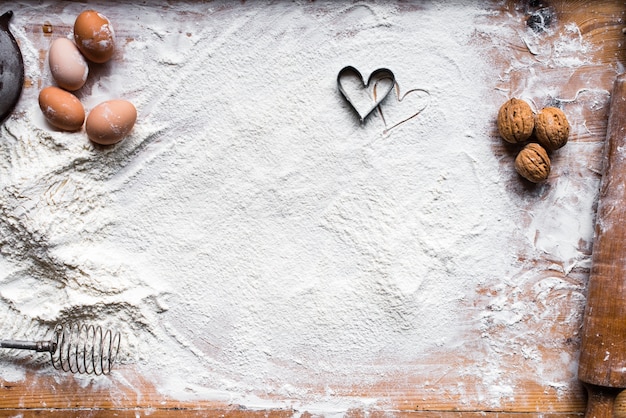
left=0, top=1, right=609, bottom=414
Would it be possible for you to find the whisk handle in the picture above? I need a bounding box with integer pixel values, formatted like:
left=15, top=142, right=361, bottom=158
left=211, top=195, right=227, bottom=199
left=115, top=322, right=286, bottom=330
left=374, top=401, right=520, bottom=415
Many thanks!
left=0, top=340, right=56, bottom=352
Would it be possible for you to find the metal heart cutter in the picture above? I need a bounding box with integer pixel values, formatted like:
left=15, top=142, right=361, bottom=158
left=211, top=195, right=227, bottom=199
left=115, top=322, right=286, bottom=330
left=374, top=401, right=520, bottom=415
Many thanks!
left=337, top=66, right=395, bottom=122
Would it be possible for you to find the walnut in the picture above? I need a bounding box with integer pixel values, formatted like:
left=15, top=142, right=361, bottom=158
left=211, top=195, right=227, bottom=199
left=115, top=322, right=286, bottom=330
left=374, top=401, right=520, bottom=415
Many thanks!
left=535, top=107, right=569, bottom=150
left=497, top=98, right=535, bottom=144
left=515, top=143, right=551, bottom=183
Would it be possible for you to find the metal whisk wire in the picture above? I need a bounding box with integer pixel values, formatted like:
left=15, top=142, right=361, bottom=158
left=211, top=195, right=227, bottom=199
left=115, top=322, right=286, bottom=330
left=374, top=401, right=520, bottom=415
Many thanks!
left=0, top=323, right=121, bottom=375
left=51, top=323, right=121, bottom=376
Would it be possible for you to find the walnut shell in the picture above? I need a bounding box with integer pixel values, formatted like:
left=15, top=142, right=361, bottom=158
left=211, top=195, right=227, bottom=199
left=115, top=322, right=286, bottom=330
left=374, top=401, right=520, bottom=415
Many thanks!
left=535, top=107, right=569, bottom=150
left=497, top=98, right=535, bottom=144
left=515, top=143, right=551, bottom=183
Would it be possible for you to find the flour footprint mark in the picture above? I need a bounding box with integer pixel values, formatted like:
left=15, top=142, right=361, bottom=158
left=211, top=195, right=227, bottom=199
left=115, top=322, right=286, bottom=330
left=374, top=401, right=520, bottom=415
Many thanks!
left=373, top=81, right=431, bottom=135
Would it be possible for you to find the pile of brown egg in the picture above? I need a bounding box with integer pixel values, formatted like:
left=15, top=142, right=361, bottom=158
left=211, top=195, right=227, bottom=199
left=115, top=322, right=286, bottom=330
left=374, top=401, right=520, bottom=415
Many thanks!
left=38, top=10, right=136, bottom=145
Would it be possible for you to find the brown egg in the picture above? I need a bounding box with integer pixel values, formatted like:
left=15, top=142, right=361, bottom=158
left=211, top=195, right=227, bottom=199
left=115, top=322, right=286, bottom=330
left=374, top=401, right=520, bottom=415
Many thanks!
left=86, top=100, right=136, bottom=145
left=38, top=86, right=85, bottom=131
left=49, top=38, right=89, bottom=91
left=73, top=10, right=115, bottom=64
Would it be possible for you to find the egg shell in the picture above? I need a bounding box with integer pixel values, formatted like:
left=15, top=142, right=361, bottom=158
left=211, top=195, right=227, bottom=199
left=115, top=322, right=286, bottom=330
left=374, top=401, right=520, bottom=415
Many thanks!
left=73, top=10, right=115, bottom=64
left=86, top=100, right=137, bottom=145
left=48, top=38, right=89, bottom=91
left=38, top=86, right=85, bottom=131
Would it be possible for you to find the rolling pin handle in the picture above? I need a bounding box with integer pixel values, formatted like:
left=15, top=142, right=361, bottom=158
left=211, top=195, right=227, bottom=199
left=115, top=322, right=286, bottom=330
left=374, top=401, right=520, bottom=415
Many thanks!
left=583, top=383, right=622, bottom=418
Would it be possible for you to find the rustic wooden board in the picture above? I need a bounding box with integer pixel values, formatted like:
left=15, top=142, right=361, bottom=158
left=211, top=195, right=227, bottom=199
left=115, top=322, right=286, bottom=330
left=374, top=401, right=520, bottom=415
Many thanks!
left=0, top=1, right=625, bottom=416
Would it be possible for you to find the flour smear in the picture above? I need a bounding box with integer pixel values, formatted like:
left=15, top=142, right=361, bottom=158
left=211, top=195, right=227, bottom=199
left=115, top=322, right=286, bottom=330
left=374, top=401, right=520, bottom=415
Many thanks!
left=0, top=1, right=608, bottom=414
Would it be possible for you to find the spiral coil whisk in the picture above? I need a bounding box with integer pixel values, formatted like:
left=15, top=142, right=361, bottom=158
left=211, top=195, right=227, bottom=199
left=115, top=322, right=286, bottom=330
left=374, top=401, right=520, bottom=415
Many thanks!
left=51, top=323, right=121, bottom=375
left=0, top=323, right=121, bottom=375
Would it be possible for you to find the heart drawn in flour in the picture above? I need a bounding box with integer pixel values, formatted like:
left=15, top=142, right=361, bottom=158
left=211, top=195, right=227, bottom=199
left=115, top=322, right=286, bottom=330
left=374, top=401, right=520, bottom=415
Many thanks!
left=374, top=81, right=431, bottom=134
left=337, top=66, right=395, bottom=122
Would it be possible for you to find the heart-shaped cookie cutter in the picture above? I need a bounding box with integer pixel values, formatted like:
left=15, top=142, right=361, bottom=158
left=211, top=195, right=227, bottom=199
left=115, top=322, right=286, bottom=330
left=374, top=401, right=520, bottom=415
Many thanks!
left=337, top=66, right=395, bottom=122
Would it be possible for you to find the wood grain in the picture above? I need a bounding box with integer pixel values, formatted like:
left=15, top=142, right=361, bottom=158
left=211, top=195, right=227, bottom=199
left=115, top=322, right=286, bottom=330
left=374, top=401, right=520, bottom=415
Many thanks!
left=578, top=72, right=626, bottom=418
left=0, top=1, right=625, bottom=416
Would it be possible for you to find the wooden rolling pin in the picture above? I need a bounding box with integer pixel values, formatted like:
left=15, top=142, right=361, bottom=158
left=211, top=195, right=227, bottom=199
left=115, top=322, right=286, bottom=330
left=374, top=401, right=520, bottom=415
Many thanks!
left=579, top=72, right=626, bottom=418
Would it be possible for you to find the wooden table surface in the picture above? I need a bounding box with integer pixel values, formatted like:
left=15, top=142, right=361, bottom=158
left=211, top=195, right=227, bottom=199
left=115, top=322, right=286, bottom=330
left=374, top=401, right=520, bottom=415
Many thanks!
left=2, top=1, right=626, bottom=416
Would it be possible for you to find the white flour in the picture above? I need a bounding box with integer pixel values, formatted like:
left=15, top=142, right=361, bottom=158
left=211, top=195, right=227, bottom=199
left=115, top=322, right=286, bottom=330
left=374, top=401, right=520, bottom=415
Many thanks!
left=0, top=1, right=612, bottom=414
